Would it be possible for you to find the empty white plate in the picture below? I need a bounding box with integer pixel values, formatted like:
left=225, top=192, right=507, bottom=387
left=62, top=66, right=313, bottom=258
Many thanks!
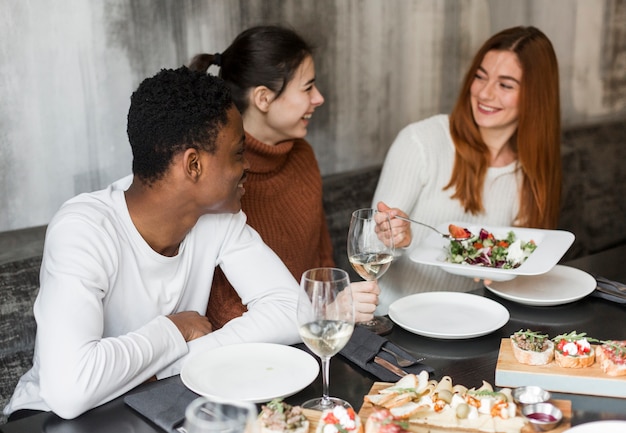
left=485, top=265, right=596, bottom=306
left=564, top=420, right=626, bottom=432
left=388, top=292, right=509, bottom=339
left=181, top=343, right=319, bottom=403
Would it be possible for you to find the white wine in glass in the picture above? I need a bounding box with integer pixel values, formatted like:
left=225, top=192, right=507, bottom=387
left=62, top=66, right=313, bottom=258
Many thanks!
left=349, top=252, right=394, bottom=281
left=347, top=208, right=395, bottom=334
left=297, top=267, right=355, bottom=410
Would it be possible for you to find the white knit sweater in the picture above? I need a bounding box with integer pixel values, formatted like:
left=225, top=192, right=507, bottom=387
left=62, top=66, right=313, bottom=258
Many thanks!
left=372, top=115, right=522, bottom=314
left=5, top=176, right=301, bottom=419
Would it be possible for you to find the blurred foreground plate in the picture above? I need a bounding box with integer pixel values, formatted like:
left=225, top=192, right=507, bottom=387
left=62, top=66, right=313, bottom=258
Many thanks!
left=181, top=343, right=319, bottom=403
left=410, top=222, right=575, bottom=282
left=564, top=420, right=626, bottom=432
left=485, top=265, right=596, bottom=306
left=389, top=292, right=509, bottom=339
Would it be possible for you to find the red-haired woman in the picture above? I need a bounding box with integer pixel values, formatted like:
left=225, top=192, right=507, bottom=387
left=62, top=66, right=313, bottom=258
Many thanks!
left=373, top=26, right=561, bottom=314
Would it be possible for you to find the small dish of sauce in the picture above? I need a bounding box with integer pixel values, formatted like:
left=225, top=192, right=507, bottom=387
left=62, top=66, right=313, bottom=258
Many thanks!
left=526, top=412, right=558, bottom=422
left=513, top=385, right=551, bottom=404
left=521, top=402, right=563, bottom=431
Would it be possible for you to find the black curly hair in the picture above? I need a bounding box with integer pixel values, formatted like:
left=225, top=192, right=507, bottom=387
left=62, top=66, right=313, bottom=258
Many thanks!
left=127, top=66, right=233, bottom=184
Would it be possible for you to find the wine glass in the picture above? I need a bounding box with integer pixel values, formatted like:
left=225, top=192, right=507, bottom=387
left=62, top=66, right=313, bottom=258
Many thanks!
left=182, top=396, right=257, bottom=433
left=297, top=267, right=355, bottom=410
left=347, top=208, right=395, bottom=335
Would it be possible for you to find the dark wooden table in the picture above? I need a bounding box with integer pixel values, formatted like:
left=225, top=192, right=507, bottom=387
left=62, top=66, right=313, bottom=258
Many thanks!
left=3, top=245, right=625, bottom=432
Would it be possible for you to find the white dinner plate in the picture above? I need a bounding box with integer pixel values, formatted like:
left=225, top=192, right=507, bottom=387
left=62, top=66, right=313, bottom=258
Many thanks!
left=409, top=222, right=575, bottom=282
left=181, top=343, right=319, bottom=403
left=388, top=292, right=509, bottom=339
left=485, top=265, right=596, bottom=306
left=564, top=420, right=626, bottom=432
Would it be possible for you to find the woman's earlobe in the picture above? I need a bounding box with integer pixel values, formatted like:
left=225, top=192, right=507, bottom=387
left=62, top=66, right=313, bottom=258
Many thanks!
left=252, top=86, right=274, bottom=112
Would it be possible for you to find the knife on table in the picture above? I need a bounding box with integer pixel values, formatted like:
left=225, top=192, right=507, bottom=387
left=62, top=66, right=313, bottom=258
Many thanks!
left=592, top=275, right=626, bottom=304
left=374, top=356, right=407, bottom=377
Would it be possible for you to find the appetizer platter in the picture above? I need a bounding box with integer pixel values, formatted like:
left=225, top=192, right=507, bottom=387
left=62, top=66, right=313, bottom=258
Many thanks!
left=409, top=222, right=574, bottom=282
left=262, top=372, right=573, bottom=433
left=357, top=372, right=571, bottom=433
left=496, top=331, right=626, bottom=398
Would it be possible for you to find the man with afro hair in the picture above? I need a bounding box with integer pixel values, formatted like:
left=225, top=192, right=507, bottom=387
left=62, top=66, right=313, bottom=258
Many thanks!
left=4, top=67, right=301, bottom=421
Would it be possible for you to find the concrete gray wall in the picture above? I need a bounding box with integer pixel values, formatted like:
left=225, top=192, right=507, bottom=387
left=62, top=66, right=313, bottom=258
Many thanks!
left=1, top=0, right=625, bottom=232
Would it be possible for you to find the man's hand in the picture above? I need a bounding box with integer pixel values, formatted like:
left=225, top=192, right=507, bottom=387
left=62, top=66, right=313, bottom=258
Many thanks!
left=350, top=280, right=380, bottom=323
left=167, top=311, right=213, bottom=342
left=376, top=201, right=412, bottom=248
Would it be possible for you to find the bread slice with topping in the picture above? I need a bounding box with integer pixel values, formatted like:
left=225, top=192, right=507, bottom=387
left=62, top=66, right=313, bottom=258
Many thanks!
left=258, top=399, right=309, bottom=433
left=510, top=329, right=554, bottom=365
left=316, top=406, right=363, bottom=433
left=553, top=331, right=596, bottom=368
left=597, top=340, right=626, bottom=376
left=364, top=408, right=409, bottom=433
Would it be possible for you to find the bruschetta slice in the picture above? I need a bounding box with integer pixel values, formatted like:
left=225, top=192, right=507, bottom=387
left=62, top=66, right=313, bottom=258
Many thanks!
left=258, top=399, right=309, bottom=433
left=316, top=406, right=363, bottom=433
left=597, top=340, right=626, bottom=376
left=364, top=408, right=409, bottom=433
left=553, top=331, right=596, bottom=368
left=510, top=329, right=554, bottom=365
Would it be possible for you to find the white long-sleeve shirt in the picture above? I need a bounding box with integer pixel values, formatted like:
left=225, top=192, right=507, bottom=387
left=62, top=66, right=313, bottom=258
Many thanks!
left=4, top=176, right=301, bottom=419
left=372, top=115, right=522, bottom=314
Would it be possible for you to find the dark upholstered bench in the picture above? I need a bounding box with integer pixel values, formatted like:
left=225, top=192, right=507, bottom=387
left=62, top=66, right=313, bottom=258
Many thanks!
left=0, top=256, right=41, bottom=424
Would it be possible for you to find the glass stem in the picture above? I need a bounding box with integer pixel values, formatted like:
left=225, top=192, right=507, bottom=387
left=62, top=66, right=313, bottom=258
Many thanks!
left=358, top=277, right=378, bottom=327
left=320, top=355, right=332, bottom=407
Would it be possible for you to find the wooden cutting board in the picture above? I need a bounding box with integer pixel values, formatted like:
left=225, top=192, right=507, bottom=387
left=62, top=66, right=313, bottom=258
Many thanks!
left=355, top=382, right=571, bottom=433
left=301, top=384, right=571, bottom=433
left=495, top=338, right=626, bottom=398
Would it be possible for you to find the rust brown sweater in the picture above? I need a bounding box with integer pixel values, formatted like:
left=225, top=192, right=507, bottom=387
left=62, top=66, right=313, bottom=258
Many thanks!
left=206, top=133, right=335, bottom=328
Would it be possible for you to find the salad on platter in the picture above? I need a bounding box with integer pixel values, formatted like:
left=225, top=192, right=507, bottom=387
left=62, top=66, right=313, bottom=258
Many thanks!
left=446, top=224, right=537, bottom=269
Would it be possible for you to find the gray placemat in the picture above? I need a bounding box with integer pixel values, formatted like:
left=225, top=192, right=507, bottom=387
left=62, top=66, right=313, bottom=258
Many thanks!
left=340, top=325, right=434, bottom=382
left=124, top=377, right=199, bottom=433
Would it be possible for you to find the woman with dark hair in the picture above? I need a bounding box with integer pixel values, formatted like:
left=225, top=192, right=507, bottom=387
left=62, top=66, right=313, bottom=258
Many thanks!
left=373, top=26, right=562, bottom=314
left=189, top=25, right=379, bottom=328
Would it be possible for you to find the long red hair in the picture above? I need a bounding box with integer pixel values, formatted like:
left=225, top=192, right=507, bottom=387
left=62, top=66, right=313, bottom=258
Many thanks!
left=446, top=26, right=561, bottom=229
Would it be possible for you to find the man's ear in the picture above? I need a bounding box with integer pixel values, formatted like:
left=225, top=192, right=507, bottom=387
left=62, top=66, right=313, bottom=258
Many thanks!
left=183, top=148, right=202, bottom=181
left=251, top=86, right=275, bottom=113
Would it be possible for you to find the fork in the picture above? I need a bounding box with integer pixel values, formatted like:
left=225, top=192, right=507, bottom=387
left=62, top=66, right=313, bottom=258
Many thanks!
left=381, top=346, right=424, bottom=367
left=393, top=215, right=455, bottom=240
left=596, top=276, right=626, bottom=293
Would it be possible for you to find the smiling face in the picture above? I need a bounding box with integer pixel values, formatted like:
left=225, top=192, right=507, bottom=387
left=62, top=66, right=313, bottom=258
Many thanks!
left=200, top=106, right=249, bottom=214
left=261, top=55, right=324, bottom=144
left=470, top=50, right=522, bottom=138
